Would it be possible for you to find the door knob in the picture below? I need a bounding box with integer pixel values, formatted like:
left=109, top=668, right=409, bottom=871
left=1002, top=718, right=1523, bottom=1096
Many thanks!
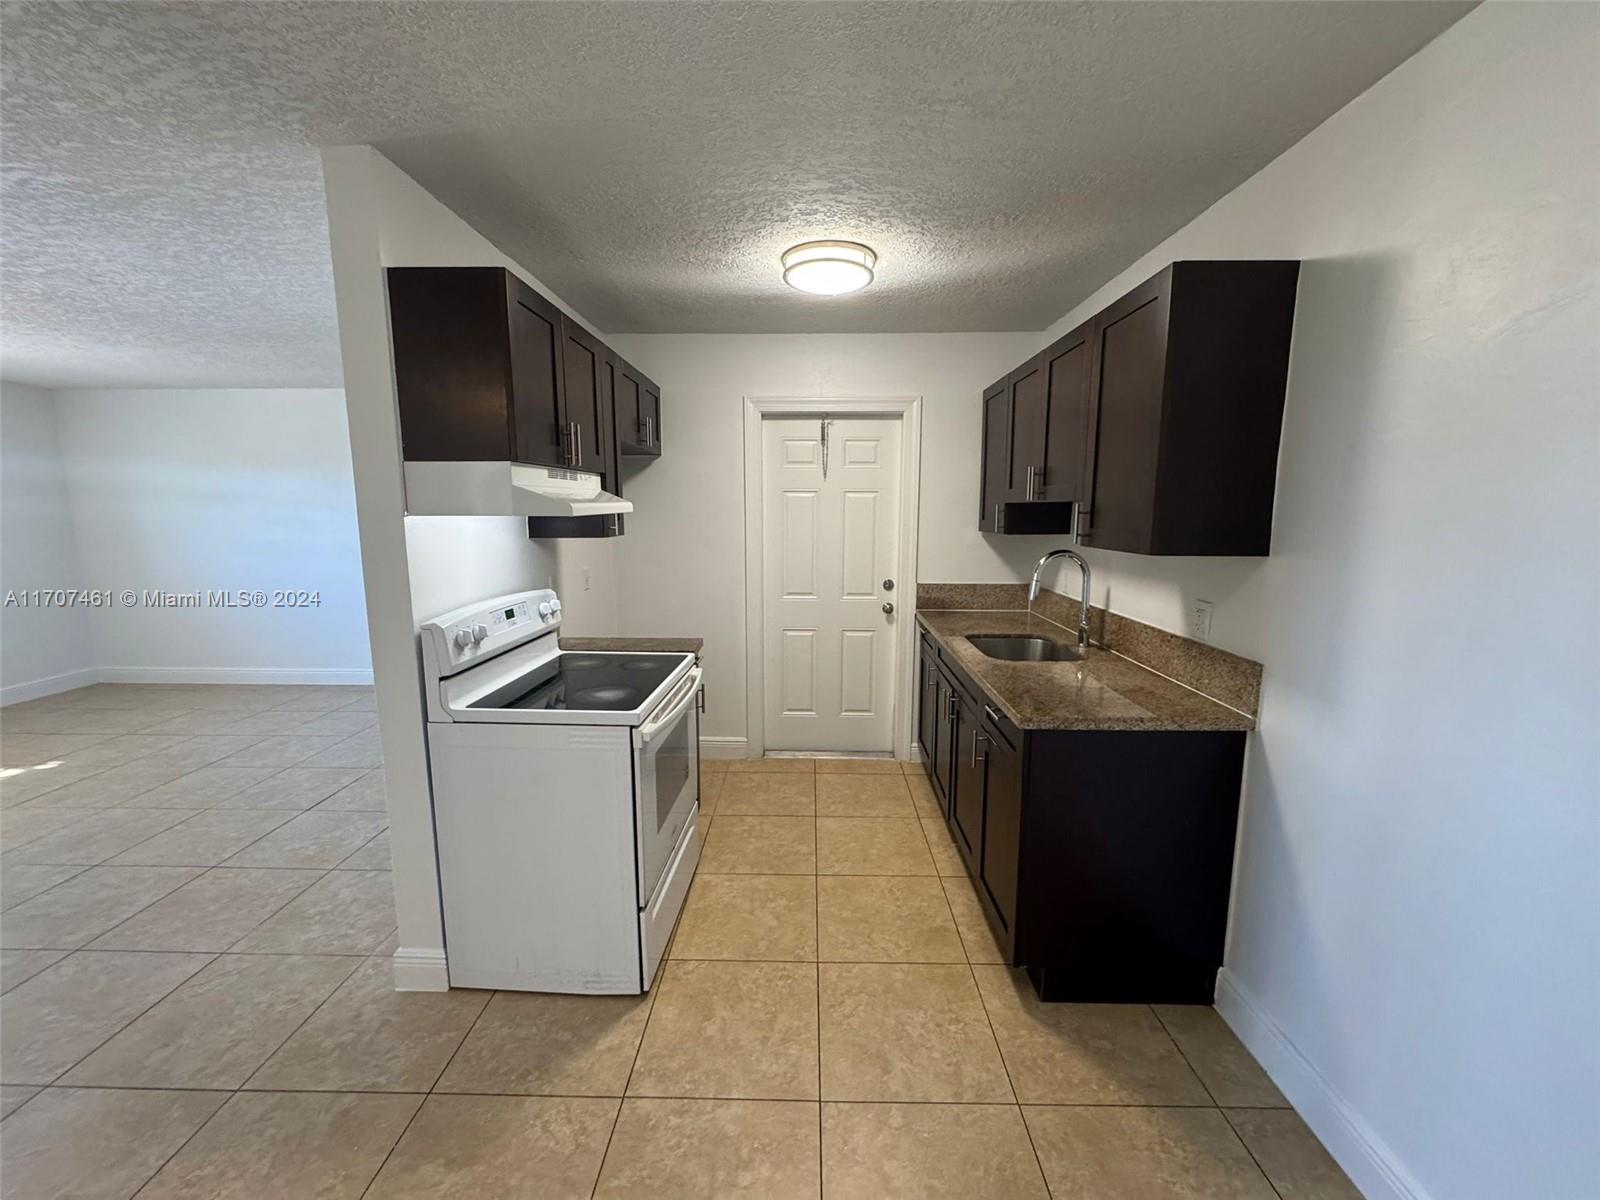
left=882, top=578, right=895, bottom=591
left=882, top=602, right=895, bottom=615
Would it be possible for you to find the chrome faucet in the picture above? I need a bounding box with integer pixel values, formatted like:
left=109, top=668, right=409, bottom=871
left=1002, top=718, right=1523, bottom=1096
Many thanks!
left=1029, top=548, right=1092, bottom=653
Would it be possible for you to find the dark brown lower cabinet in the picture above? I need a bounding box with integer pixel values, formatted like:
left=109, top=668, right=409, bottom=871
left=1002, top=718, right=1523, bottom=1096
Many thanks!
left=917, top=627, right=1245, bottom=1003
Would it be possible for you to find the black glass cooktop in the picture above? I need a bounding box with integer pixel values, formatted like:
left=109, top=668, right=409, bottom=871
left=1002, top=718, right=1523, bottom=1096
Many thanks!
left=469, top=652, right=685, bottom=713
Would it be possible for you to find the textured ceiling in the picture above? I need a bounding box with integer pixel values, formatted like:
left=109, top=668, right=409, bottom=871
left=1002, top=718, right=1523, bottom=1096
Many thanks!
left=0, top=1, right=1473, bottom=387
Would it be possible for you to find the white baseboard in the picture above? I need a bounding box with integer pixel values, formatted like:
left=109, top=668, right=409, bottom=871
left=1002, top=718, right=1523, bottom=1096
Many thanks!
left=699, top=736, right=750, bottom=760
left=97, top=666, right=375, bottom=686
left=391, top=946, right=450, bottom=991
left=1216, top=969, right=1431, bottom=1200
left=0, top=667, right=100, bottom=706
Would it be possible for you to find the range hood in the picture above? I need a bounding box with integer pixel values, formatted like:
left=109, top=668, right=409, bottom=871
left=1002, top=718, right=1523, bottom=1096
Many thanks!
left=403, top=462, right=633, bottom=518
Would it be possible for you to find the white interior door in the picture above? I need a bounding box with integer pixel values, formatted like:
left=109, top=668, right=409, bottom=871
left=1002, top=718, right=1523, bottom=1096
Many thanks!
left=761, top=415, right=901, bottom=752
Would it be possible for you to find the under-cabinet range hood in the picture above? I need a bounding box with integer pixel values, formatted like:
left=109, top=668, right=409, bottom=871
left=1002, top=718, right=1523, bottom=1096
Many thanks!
left=403, top=462, right=633, bottom=518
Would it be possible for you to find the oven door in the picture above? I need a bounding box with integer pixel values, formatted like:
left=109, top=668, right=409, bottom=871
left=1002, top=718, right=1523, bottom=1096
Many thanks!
left=633, top=665, right=702, bottom=905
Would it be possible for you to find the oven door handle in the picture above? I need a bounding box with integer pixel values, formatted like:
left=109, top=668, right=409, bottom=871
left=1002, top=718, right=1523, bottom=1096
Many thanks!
left=638, top=667, right=702, bottom=745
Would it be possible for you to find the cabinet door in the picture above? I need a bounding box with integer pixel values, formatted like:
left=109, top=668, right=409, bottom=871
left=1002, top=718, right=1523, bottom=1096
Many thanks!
left=1038, top=322, right=1093, bottom=503
left=978, top=719, right=1022, bottom=932
left=640, top=378, right=662, bottom=453
left=931, top=674, right=955, bottom=801
left=917, top=647, right=940, bottom=778
left=978, top=377, right=1009, bottom=531
left=558, top=317, right=607, bottom=473
left=613, top=357, right=643, bottom=452
left=506, top=280, right=567, bottom=469
left=1083, top=275, right=1172, bottom=553
left=1005, top=355, right=1045, bottom=502
left=951, top=691, right=985, bottom=869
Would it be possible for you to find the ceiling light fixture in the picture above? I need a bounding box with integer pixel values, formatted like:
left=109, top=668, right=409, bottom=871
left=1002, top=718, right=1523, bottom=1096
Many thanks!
left=781, top=240, right=877, bottom=296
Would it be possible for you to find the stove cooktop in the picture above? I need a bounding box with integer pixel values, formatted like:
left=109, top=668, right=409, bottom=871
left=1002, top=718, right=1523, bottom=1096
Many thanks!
left=467, top=652, right=686, bottom=714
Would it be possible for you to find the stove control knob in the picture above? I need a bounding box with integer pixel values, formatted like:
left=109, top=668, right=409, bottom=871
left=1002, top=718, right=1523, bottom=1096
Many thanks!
left=550, top=599, right=562, bottom=615
left=538, top=601, right=553, bottom=619
left=471, top=623, right=489, bottom=644
left=453, top=628, right=474, bottom=650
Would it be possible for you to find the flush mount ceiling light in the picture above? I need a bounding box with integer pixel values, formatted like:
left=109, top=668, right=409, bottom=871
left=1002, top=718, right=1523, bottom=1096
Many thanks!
left=781, top=240, right=877, bottom=296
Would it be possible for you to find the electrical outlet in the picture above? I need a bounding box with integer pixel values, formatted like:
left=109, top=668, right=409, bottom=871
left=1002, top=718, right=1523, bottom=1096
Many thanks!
left=1189, top=599, right=1214, bottom=643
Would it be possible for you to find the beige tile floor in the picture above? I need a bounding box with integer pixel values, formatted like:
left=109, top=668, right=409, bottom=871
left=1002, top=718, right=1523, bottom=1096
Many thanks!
left=0, top=685, right=1361, bottom=1198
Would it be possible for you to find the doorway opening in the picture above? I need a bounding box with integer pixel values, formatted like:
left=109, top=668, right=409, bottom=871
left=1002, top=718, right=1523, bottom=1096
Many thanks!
left=742, top=397, right=922, bottom=760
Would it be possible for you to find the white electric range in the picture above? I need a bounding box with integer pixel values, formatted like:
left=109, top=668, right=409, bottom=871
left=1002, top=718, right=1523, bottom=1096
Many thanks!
left=420, top=589, right=702, bottom=993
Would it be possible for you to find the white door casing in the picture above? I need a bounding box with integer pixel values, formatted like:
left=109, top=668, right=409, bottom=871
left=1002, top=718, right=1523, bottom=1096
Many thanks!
left=760, top=415, right=901, bottom=752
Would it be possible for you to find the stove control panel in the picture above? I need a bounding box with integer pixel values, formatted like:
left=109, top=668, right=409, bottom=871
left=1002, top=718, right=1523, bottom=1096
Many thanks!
left=421, top=589, right=561, bottom=678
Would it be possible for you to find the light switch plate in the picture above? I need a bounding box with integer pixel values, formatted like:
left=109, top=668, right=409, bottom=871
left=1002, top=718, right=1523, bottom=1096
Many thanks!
left=1189, top=599, right=1214, bottom=643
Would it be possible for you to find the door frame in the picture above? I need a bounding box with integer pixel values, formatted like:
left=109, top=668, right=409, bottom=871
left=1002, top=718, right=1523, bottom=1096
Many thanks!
left=742, top=395, right=923, bottom=761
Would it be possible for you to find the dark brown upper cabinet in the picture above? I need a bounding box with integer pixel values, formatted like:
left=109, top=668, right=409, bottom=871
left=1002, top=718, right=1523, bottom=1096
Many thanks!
left=1081, top=261, right=1299, bottom=555
left=977, top=260, right=1298, bottom=555
left=388, top=267, right=567, bottom=470
left=558, top=316, right=612, bottom=486
left=612, top=353, right=663, bottom=457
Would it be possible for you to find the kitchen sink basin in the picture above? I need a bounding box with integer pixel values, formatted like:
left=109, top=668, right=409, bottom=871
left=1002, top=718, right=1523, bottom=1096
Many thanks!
left=967, top=634, right=1082, bottom=662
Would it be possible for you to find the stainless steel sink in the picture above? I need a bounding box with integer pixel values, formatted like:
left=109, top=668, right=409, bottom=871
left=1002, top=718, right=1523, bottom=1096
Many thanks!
left=967, top=634, right=1082, bottom=662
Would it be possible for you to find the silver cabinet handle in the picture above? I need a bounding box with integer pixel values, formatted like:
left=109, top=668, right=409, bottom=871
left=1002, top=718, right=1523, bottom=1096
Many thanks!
left=882, top=602, right=895, bottom=615
left=983, top=704, right=1002, bottom=725
left=573, top=422, right=583, bottom=467
left=971, top=729, right=989, bottom=767
left=1025, top=465, right=1036, bottom=500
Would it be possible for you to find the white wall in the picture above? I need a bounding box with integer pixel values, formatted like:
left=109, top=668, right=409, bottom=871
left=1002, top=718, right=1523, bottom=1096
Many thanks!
left=1042, top=8, right=1596, bottom=1200
left=0, top=380, right=95, bottom=701
left=48, top=388, right=371, bottom=682
left=606, top=332, right=1038, bottom=742
left=320, top=145, right=615, bottom=989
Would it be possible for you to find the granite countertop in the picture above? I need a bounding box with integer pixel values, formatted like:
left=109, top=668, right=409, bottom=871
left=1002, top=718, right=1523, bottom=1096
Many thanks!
left=560, top=636, right=704, bottom=655
left=916, top=610, right=1253, bottom=733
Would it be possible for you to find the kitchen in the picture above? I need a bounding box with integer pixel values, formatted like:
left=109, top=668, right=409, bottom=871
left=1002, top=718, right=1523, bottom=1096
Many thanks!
left=1, top=4, right=1595, bottom=1199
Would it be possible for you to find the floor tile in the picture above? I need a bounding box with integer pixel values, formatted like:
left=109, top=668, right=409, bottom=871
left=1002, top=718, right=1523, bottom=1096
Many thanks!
left=3, top=807, right=192, bottom=865
left=942, top=873, right=1007, bottom=963
left=297, top=732, right=384, bottom=769
left=816, top=773, right=916, bottom=816
left=0, top=948, right=69, bottom=994
left=122, top=765, right=281, bottom=808
left=815, top=757, right=904, bottom=774
left=213, top=766, right=367, bottom=811
left=669, top=873, right=816, bottom=961
left=293, top=710, right=378, bottom=737
left=61, top=952, right=359, bottom=1088
left=247, top=957, right=490, bottom=1091
left=314, top=767, right=388, bottom=811
left=973, top=967, right=1210, bottom=1105
left=0, top=864, right=204, bottom=948
left=630, top=959, right=819, bottom=1099
left=593, top=1098, right=820, bottom=1199
left=107, top=809, right=293, bottom=866
left=8, top=761, right=186, bottom=809
left=0, top=1086, right=227, bottom=1199
left=0, top=763, right=110, bottom=807
left=822, top=1101, right=1049, bottom=1199
left=213, top=734, right=344, bottom=768
left=817, top=816, right=935, bottom=875
left=923, top=818, right=967, bottom=876
left=366, top=1094, right=619, bottom=1199
left=140, top=735, right=270, bottom=771
left=136, top=1090, right=422, bottom=1199
left=436, top=988, right=652, bottom=1096
left=699, top=757, right=731, bottom=774
left=1155, top=1004, right=1287, bottom=1107
left=716, top=773, right=816, bottom=815
left=230, top=867, right=396, bottom=954
left=819, top=962, right=1013, bottom=1102
left=818, top=875, right=965, bottom=962
left=907, top=771, right=944, bottom=819
left=698, top=815, right=816, bottom=874
left=1023, top=1105, right=1277, bottom=1199
left=0, top=805, right=99, bottom=851
left=0, top=950, right=212, bottom=1082
left=727, top=757, right=815, bottom=774
left=88, top=866, right=323, bottom=952
left=337, top=829, right=392, bottom=869
left=1, top=862, right=85, bottom=909
left=1225, top=1108, right=1362, bottom=1198
left=222, top=809, right=386, bottom=868
left=697, top=772, right=724, bottom=816
left=0, top=1083, right=39, bottom=1119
